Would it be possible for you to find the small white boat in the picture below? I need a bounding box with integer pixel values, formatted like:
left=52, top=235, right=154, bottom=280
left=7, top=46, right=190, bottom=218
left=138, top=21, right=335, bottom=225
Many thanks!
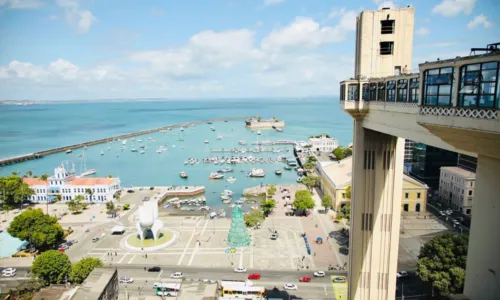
left=226, top=177, right=236, bottom=183
left=209, top=172, right=224, bottom=179
left=180, top=127, right=184, bottom=131
left=248, top=168, right=265, bottom=177
left=66, top=149, right=72, bottom=154
left=140, top=150, right=145, bottom=154
left=217, top=135, right=223, bottom=140
left=297, top=177, right=303, bottom=182
left=239, top=140, right=246, bottom=145
left=100, top=150, right=104, bottom=156
left=131, top=148, right=138, bottom=152
left=204, top=140, right=209, bottom=144
left=257, top=130, right=261, bottom=135
left=137, top=139, right=142, bottom=142
left=210, top=126, right=216, bottom=131
left=180, top=171, right=188, bottom=178
left=122, top=140, right=127, bottom=145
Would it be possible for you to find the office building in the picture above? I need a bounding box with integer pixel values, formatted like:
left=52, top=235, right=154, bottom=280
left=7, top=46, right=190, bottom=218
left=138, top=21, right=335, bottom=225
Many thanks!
left=439, top=167, right=476, bottom=215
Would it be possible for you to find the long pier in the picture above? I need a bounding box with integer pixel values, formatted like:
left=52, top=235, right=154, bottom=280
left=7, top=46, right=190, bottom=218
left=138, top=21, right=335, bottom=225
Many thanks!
left=0, top=116, right=257, bottom=167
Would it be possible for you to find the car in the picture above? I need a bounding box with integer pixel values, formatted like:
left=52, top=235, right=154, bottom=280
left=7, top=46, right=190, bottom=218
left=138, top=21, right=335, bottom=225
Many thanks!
left=170, top=272, right=183, bottom=279
left=396, top=271, right=409, bottom=278
left=119, top=277, right=134, bottom=284
left=139, top=187, right=144, bottom=190
left=127, top=190, right=135, bottom=193
left=332, top=276, right=346, bottom=283
left=2, top=270, right=16, bottom=277
left=270, top=233, right=279, bottom=240
left=248, top=273, right=261, bottom=280
left=439, top=211, right=446, bottom=216
left=234, top=267, right=247, bottom=273
left=313, top=271, right=326, bottom=277
left=283, top=283, right=298, bottom=290
left=452, top=219, right=460, bottom=225
left=299, top=276, right=311, bottom=282
left=58, top=247, right=65, bottom=253
left=92, top=237, right=100, bottom=243
left=148, top=266, right=161, bottom=272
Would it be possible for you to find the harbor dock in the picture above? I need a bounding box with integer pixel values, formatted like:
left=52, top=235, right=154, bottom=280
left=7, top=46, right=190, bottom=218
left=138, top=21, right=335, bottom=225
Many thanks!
left=0, top=116, right=257, bottom=167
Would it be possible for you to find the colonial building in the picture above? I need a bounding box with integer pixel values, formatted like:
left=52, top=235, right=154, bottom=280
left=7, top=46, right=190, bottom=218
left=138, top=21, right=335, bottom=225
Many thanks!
left=439, top=166, right=476, bottom=215
left=23, top=163, right=121, bottom=203
left=308, top=135, right=339, bottom=153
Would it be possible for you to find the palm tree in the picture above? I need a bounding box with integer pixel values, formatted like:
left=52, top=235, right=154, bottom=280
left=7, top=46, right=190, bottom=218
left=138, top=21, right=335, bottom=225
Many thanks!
left=26, top=170, right=32, bottom=177
left=40, top=174, right=49, bottom=181
left=85, top=188, right=94, bottom=202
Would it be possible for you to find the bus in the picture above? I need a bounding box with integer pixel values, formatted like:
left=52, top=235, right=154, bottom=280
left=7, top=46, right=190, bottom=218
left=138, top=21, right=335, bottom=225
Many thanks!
left=221, top=284, right=266, bottom=298
left=155, top=283, right=181, bottom=297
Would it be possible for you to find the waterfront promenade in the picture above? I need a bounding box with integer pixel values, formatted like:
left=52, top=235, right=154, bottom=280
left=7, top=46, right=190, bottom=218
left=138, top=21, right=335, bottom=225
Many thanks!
left=0, top=115, right=257, bottom=167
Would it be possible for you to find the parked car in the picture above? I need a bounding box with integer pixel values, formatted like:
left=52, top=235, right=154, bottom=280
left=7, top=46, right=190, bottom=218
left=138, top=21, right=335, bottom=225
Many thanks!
left=170, top=272, right=183, bottom=279
left=332, top=276, right=346, bottom=283
left=452, top=219, right=460, bottom=226
left=270, top=233, right=279, bottom=240
left=283, top=283, right=298, bottom=290
left=234, top=267, right=247, bottom=273
left=299, top=276, right=311, bottom=282
left=248, top=273, right=261, bottom=280
left=396, top=271, right=409, bottom=278
left=92, top=237, right=100, bottom=243
left=2, top=268, right=16, bottom=274
left=439, top=211, right=446, bottom=216
left=127, top=190, right=135, bottom=193
left=150, top=187, right=155, bottom=190
left=313, top=271, right=326, bottom=277
left=2, top=270, right=16, bottom=277
left=119, top=277, right=134, bottom=284
left=148, top=266, right=161, bottom=272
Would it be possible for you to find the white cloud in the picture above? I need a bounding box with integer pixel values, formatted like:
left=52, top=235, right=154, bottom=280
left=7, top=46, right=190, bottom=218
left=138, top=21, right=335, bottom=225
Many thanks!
left=261, top=12, right=357, bottom=52
left=263, top=0, right=284, bottom=6
left=432, top=0, right=476, bottom=17
left=57, top=0, right=96, bottom=33
left=327, top=8, right=346, bottom=19
left=0, top=0, right=42, bottom=9
left=415, top=27, right=430, bottom=36
left=373, top=0, right=396, bottom=9
left=467, top=14, right=492, bottom=29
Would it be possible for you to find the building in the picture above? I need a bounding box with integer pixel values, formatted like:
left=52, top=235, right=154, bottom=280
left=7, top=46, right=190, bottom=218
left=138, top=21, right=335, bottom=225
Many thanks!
left=339, top=5, right=500, bottom=299
left=23, top=163, right=121, bottom=203
left=404, top=139, right=415, bottom=162
left=70, top=268, right=119, bottom=300
left=308, top=134, right=338, bottom=153
left=317, top=156, right=428, bottom=212
left=409, top=143, right=458, bottom=189
left=439, top=166, right=476, bottom=215
left=354, top=6, right=414, bottom=79
left=457, top=154, right=478, bottom=172
left=245, top=117, right=284, bottom=129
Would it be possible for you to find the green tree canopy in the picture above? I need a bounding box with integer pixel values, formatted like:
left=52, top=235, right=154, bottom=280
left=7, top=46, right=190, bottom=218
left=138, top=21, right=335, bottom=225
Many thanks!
left=417, top=234, right=469, bottom=296
left=321, top=194, right=332, bottom=210
left=261, top=199, right=276, bottom=216
left=40, top=174, right=49, bottom=181
left=303, top=162, right=316, bottom=170
left=243, top=209, right=264, bottom=227
left=0, top=175, right=34, bottom=208
left=267, top=185, right=276, bottom=196
left=85, top=188, right=93, bottom=201
left=70, top=257, right=103, bottom=284
left=106, top=201, right=115, bottom=211
left=293, top=190, right=315, bottom=211
left=67, top=196, right=84, bottom=214
left=333, top=147, right=345, bottom=161
left=346, top=185, right=351, bottom=200
left=301, top=175, right=320, bottom=192
left=307, top=156, right=317, bottom=163
left=8, top=208, right=64, bottom=250
left=31, top=250, right=71, bottom=285
left=344, top=148, right=352, bottom=157
left=340, top=204, right=351, bottom=220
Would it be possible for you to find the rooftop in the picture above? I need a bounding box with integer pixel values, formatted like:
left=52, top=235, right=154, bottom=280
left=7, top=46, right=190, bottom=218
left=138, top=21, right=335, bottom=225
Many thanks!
left=70, top=177, right=118, bottom=186
left=441, top=166, right=476, bottom=179
left=70, top=268, right=117, bottom=300
left=22, top=177, right=49, bottom=185
left=177, top=282, right=217, bottom=300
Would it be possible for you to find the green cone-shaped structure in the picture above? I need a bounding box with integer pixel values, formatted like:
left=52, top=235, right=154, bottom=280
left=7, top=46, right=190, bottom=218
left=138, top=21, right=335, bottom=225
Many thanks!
left=227, top=206, right=251, bottom=248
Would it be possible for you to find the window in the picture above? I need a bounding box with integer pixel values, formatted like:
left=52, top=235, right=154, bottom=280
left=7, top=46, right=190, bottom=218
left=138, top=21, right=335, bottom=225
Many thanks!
left=397, top=79, right=408, bottom=102
left=369, top=83, right=378, bottom=101
left=423, top=67, right=454, bottom=106
left=381, top=20, right=395, bottom=34
left=380, top=41, right=394, bottom=55
left=459, top=62, right=499, bottom=108
left=340, top=84, right=345, bottom=101
left=468, top=190, right=472, bottom=196
left=405, top=193, right=409, bottom=199
left=362, top=84, right=369, bottom=100
left=348, top=84, right=359, bottom=101
left=378, top=82, right=386, bottom=101
left=386, top=80, right=396, bottom=101
left=342, top=193, right=346, bottom=199
left=417, top=192, right=421, bottom=199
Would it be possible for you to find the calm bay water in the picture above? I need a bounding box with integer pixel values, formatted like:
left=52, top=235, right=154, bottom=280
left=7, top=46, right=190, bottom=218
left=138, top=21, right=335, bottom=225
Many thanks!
left=0, top=98, right=352, bottom=208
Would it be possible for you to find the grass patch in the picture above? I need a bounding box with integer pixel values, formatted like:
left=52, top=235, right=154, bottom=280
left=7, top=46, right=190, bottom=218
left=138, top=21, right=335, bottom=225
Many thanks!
left=127, top=230, right=174, bottom=248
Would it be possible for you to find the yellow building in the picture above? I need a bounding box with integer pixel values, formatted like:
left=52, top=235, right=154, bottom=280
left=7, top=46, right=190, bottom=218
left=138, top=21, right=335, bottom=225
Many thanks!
left=318, top=156, right=428, bottom=212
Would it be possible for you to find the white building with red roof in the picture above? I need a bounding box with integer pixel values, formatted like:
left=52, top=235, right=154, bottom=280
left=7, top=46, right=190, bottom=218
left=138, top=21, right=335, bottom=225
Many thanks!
left=23, top=163, right=121, bottom=203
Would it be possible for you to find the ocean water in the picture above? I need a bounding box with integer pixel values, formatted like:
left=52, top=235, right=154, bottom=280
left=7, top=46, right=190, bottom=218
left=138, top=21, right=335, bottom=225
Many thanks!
left=0, top=98, right=352, bottom=208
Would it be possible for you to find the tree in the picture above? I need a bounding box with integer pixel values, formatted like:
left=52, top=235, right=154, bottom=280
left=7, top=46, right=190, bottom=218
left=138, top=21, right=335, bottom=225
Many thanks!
left=417, top=234, right=469, bottom=296
left=333, top=147, right=345, bottom=161
left=340, top=204, right=351, bottom=220
left=267, top=185, right=276, bottom=197
left=106, top=201, right=115, bottom=211
left=113, top=190, right=122, bottom=201
left=261, top=199, right=276, bottom=216
left=303, top=162, right=316, bottom=170
left=0, top=175, right=35, bottom=208
left=301, top=175, right=319, bottom=192
left=31, top=250, right=71, bottom=285
left=346, top=185, right=351, bottom=200
left=8, top=208, right=64, bottom=250
left=40, top=174, right=49, bottom=181
left=85, top=188, right=93, bottom=202
left=344, top=148, right=352, bottom=157
left=243, top=209, right=264, bottom=227
left=70, top=257, right=103, bottom=284
left=108, top=175, right=113, bottom=178
left=67, top=195, right=84, bottom=214
left=26, top=170, right=32, bottom=177
left=293, top=190, right=315, bottom=211
left=307, top=156, right=317, bottom=163
left=55, top=194, right=62, bottom=203
left=321, top=194, right=332, bottom=210
left=123, top=204, right=130, bottom=210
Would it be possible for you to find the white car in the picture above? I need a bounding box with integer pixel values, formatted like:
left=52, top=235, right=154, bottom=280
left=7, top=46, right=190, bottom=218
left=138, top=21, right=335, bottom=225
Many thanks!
left=234, top=267, right=247, bottom=273
left=170, top=272, right=183, bottom=279
left=2, top=268, right=16, bottom=273
left=283, top=283, right=297, bottom=290
left=2, top=270, right=16, bottom=277
left=396, top=271, right=409, bottom=278
left=313, top=271, right=326, bottom=277
left=119, top=277, right=134, bottom=284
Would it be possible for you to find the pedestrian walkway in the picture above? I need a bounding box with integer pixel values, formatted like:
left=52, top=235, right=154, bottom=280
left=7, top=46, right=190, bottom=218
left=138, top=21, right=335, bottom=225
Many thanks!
left=300, top=214, right=338, bottom=268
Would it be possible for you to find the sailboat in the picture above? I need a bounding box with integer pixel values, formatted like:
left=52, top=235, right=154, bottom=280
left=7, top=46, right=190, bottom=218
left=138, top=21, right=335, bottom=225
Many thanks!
left=80, top=154, right=96, bottom=177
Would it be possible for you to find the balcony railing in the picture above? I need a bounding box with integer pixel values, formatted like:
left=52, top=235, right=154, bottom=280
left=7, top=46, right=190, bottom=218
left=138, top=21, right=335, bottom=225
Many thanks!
left=420, top=106, right=498, bottom=120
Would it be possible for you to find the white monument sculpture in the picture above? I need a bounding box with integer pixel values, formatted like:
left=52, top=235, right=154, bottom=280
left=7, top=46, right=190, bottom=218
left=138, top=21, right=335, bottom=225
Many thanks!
left=135, top=199, right=164, bottom=242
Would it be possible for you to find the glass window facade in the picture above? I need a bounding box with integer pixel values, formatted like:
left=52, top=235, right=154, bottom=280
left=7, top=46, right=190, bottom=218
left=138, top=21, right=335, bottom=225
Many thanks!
left=409, top=78, right=419, bottom=103
left=369, top=83, right=378, bottom=101
left=459, top=61, right=499, bottom=108
left=362, top=84, right=369, bottom=100
left=348, top=84, right=359, bottom=101
left=397, top=79, right=408, bottom=102
left=423, top=67, right=454, bottom=106
left=378, top=82, right=386, bottom=101
left=340, top=84, right=345, bottom=101
left=386, top=80, right=396, bottom=101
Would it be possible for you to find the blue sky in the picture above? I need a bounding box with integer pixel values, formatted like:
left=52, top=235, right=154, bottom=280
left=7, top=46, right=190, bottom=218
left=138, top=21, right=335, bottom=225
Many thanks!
left=0, top=0, right=498, bottom=100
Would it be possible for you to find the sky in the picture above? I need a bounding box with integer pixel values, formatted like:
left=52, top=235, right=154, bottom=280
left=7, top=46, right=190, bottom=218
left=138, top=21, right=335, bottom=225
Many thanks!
left=0, top=0, right=499, bottom=101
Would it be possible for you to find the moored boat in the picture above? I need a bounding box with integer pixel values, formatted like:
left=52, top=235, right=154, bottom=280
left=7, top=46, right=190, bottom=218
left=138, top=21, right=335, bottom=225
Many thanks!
left=275, top=169, right=282, bottom=175
left=66, top=149, right=72, bottom=154
left=248, top=168, right=265, bottom=177
left=226, top=177, right=236, bottom=183
left=209, top=172, right=224, bottom=179
left=180, top=171, right=188, bottom=178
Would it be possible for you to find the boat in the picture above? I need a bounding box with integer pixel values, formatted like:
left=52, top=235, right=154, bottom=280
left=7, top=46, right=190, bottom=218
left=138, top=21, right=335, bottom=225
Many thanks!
left=139, top=144, right=145, bottom=148
left=207, top=121, right=213, bottom=124
left=137, top=139, right=142, bottom=142
left=217, top=135, right=223, bottom=140
left=235, top=199, right=245, bottom=205
left=140, top=150, right=145, bottom=154
left=210, top=126, right=216, bottom=131
left=180, top=127, right=184, bottom=131
left=257, top=130, right=261, bottom=135
left=100, top=150, right=104, bottom=156
left=284, top=165, right=292, bottom=170
left=239, top=140, right=246, bottom=145
left=209, top=172, right=224, bottom=179
left=116, top=153, right=119, bottom=157
left=222, top=189, right=233, bottom=197
left=226, top=177, right=236, bottom=183
left=248, top=168, right=265, bottom=177
left=275, top=169, right=282, bottom=175
left=66, top=149, right=72, bottom=154
left=218, top=209, right=227, bottom=218
left=122, top=140, right=127, bottom=145
left=221, top=167, right=233, bottom=173
left=180, top=171, right=188, bottom=179
left=78, top=153, right=83, bottom=158
left=204, top=140, right=209, bottom=144
left=131, top=148, right=138, bottom=152
left=297, top=177, right=303, bottom=183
